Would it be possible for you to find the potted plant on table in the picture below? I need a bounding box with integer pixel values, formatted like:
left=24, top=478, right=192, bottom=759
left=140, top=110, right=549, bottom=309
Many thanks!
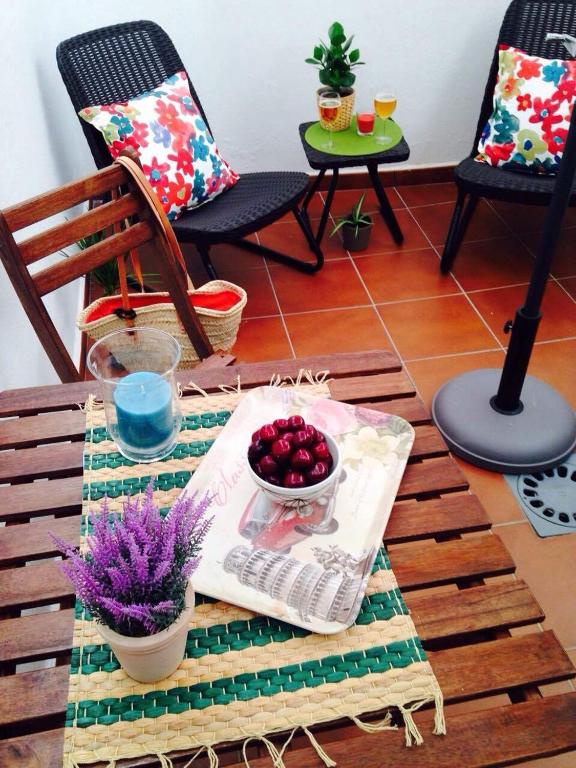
left=306, top=21, right=364, bottom=131
left=53, top=482, right=213, bottom=682
left=330, top=193, right=373, bottom=251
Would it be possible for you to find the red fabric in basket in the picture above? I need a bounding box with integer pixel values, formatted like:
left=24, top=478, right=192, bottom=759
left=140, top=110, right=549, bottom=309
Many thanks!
left=85, top=291, right=241, bottom=323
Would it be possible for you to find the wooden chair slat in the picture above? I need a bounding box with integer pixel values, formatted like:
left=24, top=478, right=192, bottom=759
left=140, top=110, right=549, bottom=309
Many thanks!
left=384, top=494, right=489, bottom=543
left=409, top=425, right=447, bottom=459
left=1, top=632, right=571, bottom=732
left=2, top=165, right=126, bottom=232
left=0, top=410, right=86, bottom=449
left=20, top=193, right=141, bottom=266
left=405, top=580, right=544, bottom=641
left=397, top=456, right=469, bottom=498
left=0, top=477, right=82, bottom=524
left=0, top=442, right=83, bottom=483
left=0, top=534, right=514, bottom=612
left=0, top=351, right=402, bottom=417
left=389, top=534, right=515, bottom=590
left=34, top=220, right=154, bottom=296
left=0, top=580, right=543, bottom=667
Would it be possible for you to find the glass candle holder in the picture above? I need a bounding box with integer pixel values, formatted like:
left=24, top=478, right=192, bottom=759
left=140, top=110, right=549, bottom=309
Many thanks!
left=87, top=327, right=182, bottom=463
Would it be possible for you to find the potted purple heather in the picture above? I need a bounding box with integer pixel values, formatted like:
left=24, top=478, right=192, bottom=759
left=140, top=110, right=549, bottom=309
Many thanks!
left=53, top=482, right=212, bottom=682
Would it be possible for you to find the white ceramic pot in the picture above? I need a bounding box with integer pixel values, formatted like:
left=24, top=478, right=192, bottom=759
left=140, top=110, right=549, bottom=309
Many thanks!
left=97, top=583, right=194, bottom=683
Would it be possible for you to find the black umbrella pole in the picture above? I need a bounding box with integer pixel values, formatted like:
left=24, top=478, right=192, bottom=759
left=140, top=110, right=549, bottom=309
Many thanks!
left=493, top=103, right=576, bottom=413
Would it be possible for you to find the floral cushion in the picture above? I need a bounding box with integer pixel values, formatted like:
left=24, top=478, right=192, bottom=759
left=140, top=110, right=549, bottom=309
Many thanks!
left=476, top=45, right=576, bottom=174
left=79, top=72, right=239, bottom=220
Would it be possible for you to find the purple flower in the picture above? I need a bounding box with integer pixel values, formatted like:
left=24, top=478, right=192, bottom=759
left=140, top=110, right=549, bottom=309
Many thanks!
left=51, top=481, right=213, bottom=637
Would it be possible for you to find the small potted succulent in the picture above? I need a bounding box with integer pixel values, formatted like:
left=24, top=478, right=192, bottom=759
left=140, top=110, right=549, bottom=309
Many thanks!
left=53, top=482, right=212, bottom=682
left=330, top=193, right=373, bottom=251
left=306, top=21, right=364, bottom=131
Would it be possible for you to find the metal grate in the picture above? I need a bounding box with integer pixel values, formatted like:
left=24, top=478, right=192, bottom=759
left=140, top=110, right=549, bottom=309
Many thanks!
left=505, top=455, right=576, bottom=537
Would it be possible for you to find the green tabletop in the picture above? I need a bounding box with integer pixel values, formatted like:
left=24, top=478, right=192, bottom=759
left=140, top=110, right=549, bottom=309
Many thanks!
left=304, top=116, right=403, bottom=156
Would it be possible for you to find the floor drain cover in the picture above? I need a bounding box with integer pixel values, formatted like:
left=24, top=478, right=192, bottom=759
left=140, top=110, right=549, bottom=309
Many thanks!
left=505, top=455, right=576, bottom=537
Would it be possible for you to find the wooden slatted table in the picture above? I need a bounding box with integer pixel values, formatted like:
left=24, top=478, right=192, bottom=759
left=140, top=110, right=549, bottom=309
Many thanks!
left=1, top=350, right=575, bottom=768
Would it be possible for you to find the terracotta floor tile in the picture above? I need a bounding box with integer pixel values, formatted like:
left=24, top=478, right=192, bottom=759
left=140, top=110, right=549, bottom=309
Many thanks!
left=357, top=209, right=431, bottom=255
left=378, top=295, right=500, bottom=360
left=457, top=459, right=524, bottom=524
left=276, top=193, right=326, bottom=224
left=211, top=266, right=278, bottom=319
left=411, top=200, right=510, bottom=248
left=284, top=307, right=392, bottom=357
left=182, top=240, right=264, bottom=275
left=329, top=186, right=404, bottom=217
left=521, top=752, right=576, bottom=768
left=521, top=228, right=576, bottom=278
left=257, top=220, right=345, bottom=261
left=496, top=522, right=576, bottom=649
left=405, top=350, right=506, bottom=409
left=529, top=340, right=576, bottom=409
left=451, top=238, right=535, bottom=291
left=558, top=277, right=576, bottom=300
left=353, top=248, right=461, bottom=302
left=398, top=182, right=458, bottom=207
left=230, top=317, right=292, bottom=363
left=492, top=199, right=576, bottom=233
left=469, top=282, right=576, bottom=343
left=269, top=259, right=370, bottom=314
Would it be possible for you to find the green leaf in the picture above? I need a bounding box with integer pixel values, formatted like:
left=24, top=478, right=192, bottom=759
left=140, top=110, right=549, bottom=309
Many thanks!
left=328, top=21, right=345, bottom=45
left=342, top=34, right=354, bottom=53
left=341, top=71, right=355, bottom=87
left=305, top=58, right=320, bottom=65
left=313, top=45, right=324, bottom=60
left=349, top=48, right=360, bottom=63
left=319, top=70, right=331, bottom=86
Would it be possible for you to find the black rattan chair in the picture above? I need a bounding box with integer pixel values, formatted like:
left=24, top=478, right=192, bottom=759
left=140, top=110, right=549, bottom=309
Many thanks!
left=56, top=20, right=323, bottom=279
left=441, top=0, right=576, bottom=274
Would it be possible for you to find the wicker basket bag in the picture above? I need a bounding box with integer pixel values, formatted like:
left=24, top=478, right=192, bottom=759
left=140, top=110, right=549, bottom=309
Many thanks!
left=78, top=282, right=246, bottom=367
left=318, top=89, right=356, bottom=132
left=77, top=156, right=247, bottom=367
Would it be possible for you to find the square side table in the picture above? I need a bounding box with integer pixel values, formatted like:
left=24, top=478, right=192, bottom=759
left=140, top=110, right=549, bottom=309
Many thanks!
left=299, top=121, right=410, bottom=246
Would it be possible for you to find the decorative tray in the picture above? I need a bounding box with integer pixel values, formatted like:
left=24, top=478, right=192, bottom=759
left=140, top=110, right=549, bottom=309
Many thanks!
left=183, top=386, right=415, bottom=634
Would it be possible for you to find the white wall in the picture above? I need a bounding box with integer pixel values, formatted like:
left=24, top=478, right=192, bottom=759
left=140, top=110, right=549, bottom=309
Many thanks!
left=0, top=0, right=511, bottom=390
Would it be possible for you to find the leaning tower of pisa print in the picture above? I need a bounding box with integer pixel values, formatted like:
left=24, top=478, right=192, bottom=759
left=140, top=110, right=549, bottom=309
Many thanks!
left=223, top=545, right=367, bottom=625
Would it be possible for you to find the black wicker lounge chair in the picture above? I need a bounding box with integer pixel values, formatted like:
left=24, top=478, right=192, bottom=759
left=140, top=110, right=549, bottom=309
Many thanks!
left=441, top=0, right=576, bottom=274
left=57, top=20, right=323, bottom=279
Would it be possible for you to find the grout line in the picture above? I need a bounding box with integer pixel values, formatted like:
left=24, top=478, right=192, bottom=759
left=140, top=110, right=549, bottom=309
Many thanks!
left=254, top=229, right=296, bottom=360
left=395, top=189, right=507, bottom=353
left=403, top=347, right=504, bottom=363
left=534, top=335, right=576, bottom=345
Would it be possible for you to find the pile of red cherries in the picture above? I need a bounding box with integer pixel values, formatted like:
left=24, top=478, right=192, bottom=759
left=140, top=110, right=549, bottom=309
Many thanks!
left=248, top=415, right=334, bottom=489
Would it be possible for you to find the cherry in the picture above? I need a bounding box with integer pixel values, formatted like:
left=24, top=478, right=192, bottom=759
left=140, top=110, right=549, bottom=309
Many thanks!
left=284, top=471, right=306, bottom=488
left=312, top=441, right=332, bottom=464
left=259, top=455, right=279, bottom=476
left=259, top=424, right=278, bottom=443
left=291, top=448, right=314, bottom=470
left=273, top=418, right=290, bottom=433
left=271, top=438, right=291, bottom=463
left=282, top=431, right=295, bottom=444
left=248, top=439, right=266, bottom=465
left=266, top=474, right=282, bottom=486
left=292, top=429, right=312, bottom=448
left=288, top=415, right=305, bottom=431
left=251, top=429, right=261, bottom=442
left=304, top=425, right=318, bottom=443
left=307, top=461, right=329, bottom=484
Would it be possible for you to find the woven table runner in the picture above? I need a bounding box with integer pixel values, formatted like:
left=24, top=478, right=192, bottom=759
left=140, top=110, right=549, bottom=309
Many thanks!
left=64, top=380, right=445, bottom=767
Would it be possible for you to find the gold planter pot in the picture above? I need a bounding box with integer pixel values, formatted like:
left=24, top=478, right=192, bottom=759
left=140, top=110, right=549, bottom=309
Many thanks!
left=318, top=88, right=355, bottom=132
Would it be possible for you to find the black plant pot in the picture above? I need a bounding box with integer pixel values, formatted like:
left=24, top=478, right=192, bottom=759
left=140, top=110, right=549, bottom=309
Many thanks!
left=341, top=218, right=373, bottom=251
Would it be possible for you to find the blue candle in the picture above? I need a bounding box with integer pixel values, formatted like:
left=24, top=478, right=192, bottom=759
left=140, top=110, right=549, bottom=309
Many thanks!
left=113, top=372, right=174, bottom=449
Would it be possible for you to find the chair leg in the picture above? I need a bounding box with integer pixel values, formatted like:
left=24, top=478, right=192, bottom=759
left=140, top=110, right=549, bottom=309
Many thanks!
left=293, top=206, right=324, bottom=271
left=440, top=191, right=478, bottom=274
left=196, top=242, right=218, bottom=280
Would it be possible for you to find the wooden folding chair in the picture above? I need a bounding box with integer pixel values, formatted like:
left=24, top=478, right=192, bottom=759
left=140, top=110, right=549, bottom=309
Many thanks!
left=0, top=159, right=217, bottom=383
